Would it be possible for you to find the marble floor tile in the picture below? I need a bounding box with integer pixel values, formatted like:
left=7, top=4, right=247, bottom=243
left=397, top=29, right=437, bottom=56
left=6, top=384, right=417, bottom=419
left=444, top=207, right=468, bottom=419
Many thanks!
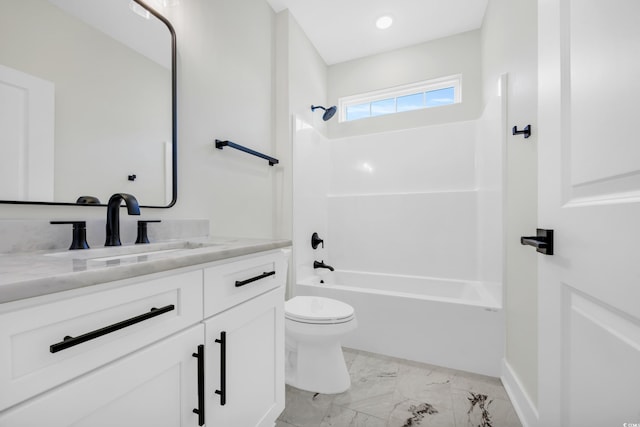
left=449, top=371, right=509, bottom=401
left=335, top=352, right=398, bottom=406
left=332, top=351, right=400, bottom=417
left=395, top=363, right=455, bottom=407
left=335, top=391, right=399, bottom=421
left=343, top=347, right=359, bottom=369
left=278, top=385, right=335, bottom=427
left=387, top=397, right=456, bottom=427
left=319, top=404, right=387, bottom=427
left=450, top=389, right=522, bottom=427
left=279, top=348, right=523, bottom=427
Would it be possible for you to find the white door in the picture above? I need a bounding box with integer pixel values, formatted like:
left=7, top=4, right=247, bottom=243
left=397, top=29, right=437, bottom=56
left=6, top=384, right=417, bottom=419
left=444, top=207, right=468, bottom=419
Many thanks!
left=204, top=287, right=285, bottom=427
left=0, top=64, right=54, bottom=201
left=0, top=325, right=203, bottom=427
left=538, top=1, right=640, bottom=426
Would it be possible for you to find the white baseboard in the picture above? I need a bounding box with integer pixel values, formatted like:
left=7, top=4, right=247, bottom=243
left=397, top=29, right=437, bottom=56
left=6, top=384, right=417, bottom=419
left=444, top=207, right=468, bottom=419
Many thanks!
left=501, top=359, right=539, bottom=427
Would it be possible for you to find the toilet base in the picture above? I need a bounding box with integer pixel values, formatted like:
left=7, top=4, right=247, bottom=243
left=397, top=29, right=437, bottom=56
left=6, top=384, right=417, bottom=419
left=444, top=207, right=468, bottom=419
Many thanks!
left=286, top=340, right=351, bottom=394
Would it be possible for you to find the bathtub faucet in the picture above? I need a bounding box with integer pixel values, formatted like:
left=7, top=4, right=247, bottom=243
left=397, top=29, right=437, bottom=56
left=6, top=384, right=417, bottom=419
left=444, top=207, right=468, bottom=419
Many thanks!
left=313, top=260, right=334, bottom=272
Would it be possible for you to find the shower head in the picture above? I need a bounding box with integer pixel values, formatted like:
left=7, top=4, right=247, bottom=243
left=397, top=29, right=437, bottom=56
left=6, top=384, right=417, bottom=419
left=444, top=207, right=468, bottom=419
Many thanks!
left=311, top=105, right=337, bottom=121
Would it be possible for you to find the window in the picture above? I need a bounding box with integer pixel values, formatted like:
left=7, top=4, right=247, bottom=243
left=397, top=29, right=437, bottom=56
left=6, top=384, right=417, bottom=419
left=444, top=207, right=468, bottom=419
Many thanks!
left=339, top=75, right=461, bottom=122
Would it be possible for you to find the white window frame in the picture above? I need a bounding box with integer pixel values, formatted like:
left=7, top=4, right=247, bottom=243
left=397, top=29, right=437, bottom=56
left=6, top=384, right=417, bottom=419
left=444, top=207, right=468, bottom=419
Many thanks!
left=338, top=74, right=462, bottom=122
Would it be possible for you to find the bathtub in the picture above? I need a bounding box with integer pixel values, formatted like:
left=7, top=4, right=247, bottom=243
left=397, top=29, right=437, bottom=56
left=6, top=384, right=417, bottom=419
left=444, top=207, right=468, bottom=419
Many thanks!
left=295, top=270, right=504, bottom=377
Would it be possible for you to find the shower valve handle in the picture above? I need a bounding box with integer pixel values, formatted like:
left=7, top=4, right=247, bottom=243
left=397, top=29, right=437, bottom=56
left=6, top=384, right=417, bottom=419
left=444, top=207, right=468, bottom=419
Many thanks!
left=311, top=232, right=324, bottom=249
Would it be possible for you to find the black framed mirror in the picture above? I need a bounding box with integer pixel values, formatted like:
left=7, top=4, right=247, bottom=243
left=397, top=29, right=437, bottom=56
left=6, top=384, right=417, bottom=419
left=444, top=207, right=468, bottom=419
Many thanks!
left=0, top=0, right=177, bottom=208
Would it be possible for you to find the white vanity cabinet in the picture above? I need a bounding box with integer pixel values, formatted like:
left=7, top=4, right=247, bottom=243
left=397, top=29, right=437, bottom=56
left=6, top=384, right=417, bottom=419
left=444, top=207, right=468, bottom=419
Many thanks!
left=204, top=287, right=285, bottom=427
left=202, top=251, right=287, bottom=427
left=0, top=247, right=288, bottom=427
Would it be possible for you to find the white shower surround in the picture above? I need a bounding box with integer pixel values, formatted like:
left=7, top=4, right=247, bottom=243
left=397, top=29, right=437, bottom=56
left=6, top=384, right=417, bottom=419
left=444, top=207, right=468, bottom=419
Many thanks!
left=292, top=83, right=505, bottom=376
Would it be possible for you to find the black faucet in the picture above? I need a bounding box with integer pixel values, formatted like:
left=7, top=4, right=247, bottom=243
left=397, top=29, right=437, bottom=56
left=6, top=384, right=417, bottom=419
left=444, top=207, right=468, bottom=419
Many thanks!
left=105, top=193, right=140, bottom=246
left=313, top=260, right=334, bottom=272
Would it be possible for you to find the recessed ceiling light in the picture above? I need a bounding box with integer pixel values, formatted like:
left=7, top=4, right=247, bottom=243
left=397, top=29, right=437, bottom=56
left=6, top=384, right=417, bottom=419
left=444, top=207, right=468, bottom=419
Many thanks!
left=376, top=15, right=393, bottom=30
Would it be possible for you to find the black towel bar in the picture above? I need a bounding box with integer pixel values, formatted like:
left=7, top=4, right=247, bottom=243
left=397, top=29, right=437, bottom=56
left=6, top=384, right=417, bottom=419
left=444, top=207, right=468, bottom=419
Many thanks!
left=215, top=139, right=279, bottom=166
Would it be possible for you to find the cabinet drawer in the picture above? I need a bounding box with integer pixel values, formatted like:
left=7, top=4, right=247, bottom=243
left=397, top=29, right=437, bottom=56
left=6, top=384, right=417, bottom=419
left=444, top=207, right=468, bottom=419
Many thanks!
left=0, top=270, right=203, bottom=411
left=0, top=324, right=204, bottom=427
left=204, top=251, right=287, bottom=318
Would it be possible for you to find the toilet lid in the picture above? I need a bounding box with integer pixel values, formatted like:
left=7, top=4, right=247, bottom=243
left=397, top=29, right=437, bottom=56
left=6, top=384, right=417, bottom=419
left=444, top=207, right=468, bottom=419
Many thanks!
left=285, top=296, right=355, bottom=323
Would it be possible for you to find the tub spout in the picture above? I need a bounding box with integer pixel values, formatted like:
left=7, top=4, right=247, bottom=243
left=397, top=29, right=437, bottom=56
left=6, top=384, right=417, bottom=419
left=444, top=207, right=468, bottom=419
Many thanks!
left=314, top=260, right=334, bottom=272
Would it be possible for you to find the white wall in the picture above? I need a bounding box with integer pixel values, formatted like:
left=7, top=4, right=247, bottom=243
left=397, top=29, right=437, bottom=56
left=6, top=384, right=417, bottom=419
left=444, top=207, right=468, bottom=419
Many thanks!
left=274, top=10, right=329, bottom=241
left=482, top=0, right=539, bottom=417
left=327, top=30, right=483, bottom=139
left=168, top=0, right=277, bottom=238
left=286, top=14, right=330, bottom=134
left=0, top=0, right=280, bottom=242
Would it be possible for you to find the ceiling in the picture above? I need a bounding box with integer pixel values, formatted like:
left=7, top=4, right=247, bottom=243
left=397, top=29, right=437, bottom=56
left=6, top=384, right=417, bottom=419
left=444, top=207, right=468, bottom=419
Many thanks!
left=266, top=0, right=489, bottom=65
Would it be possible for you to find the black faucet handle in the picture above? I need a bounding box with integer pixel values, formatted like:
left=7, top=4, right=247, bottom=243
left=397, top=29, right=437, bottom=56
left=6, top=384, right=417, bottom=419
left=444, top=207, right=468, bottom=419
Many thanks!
left=135, top=220, right=161, bottom=244
left=311, top=232, right=324, bottom=249
left=50, top=221, right=90, bottom=250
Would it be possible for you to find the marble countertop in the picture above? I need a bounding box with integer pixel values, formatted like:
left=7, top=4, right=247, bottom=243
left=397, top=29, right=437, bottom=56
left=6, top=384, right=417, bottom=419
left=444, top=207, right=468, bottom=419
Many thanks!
left=0, top=237, right=291, bottom=304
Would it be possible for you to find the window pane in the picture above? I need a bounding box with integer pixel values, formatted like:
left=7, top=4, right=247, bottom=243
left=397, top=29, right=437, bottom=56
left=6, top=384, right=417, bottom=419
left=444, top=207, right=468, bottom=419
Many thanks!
left=397, top=93, right=424, bottom=112
left=425, top=87, right=455, bottom=107
left=346, top=103, right=370, bottom=121
left=371, top=98, right=395, bottom=117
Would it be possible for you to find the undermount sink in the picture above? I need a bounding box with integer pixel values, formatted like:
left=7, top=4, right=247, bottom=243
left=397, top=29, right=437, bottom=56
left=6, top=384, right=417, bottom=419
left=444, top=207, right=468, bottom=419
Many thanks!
left=44, top=240, right=222, bottom=262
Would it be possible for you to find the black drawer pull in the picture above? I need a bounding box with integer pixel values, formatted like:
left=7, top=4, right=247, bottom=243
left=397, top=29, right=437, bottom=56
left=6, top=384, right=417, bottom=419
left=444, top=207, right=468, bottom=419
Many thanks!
left=234, top=271, right=276, bottom=287
left=50, top=304, right=175, bottom=353
left=192, top=344, right=205, bottom=426
left=215, top=331, right=227, bottom=405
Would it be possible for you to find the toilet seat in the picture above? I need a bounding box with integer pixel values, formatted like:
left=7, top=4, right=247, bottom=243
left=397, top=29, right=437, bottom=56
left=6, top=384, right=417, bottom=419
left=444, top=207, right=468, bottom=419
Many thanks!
left=285, top=296, right=355, bottom=324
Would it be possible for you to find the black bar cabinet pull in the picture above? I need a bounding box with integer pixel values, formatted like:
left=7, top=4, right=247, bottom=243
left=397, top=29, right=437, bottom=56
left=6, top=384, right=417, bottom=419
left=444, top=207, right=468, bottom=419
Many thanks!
left=520, top=228, right=554, bottom=255
left=49, top=304, right=175, bottom=353
left=215, top=139, right=279, bottom=166
left=215, top=331, right=227, bottom=406
left=192, top=344, right=205, bottom=426
left=235, top=271, right=276, bottom=288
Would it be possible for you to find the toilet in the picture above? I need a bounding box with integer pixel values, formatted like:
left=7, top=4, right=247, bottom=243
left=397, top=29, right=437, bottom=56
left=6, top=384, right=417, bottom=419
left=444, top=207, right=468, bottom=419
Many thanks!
left=284, top=296, right=357, bottom=394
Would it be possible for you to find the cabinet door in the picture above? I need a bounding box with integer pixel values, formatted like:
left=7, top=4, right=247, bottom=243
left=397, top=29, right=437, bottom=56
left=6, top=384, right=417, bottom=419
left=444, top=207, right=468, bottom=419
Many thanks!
left=0, top=325, right=204, bottom=427
left=205, top=287, right=284, bottom=427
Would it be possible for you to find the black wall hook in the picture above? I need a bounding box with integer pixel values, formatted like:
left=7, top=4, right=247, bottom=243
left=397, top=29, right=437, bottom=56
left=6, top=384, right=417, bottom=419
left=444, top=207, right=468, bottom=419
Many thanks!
left=512, top=125, right=531, bottom=139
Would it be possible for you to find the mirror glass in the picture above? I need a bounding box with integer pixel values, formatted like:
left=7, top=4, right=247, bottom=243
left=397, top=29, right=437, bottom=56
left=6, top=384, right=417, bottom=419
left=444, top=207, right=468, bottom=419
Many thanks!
left=0, top=0, right=176, bottom=207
